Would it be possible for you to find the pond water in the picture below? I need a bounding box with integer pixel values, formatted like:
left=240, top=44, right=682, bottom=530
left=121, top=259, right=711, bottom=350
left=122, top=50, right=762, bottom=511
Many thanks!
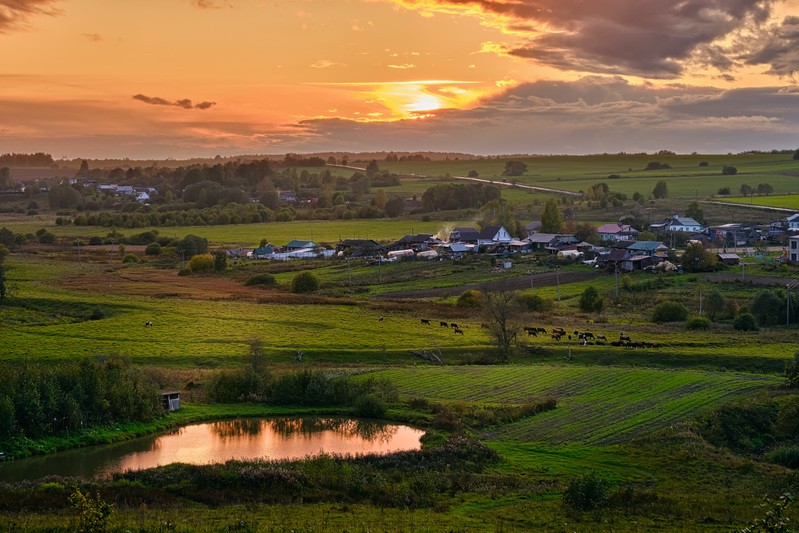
left=0, top=417, right=425, bottom=483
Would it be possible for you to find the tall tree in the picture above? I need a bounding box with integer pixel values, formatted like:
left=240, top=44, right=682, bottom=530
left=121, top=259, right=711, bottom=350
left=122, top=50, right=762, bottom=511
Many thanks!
left=685, top=201, right=705, bottom=224
left=502, top=160, right=528, bottom=177
left=739, top=183, right=753, bottom=196
left=481, top=283, right=523, bottom=362
left=365, top=160, right=380, bottom=178
left=540, top=198, right=564, bottom=233
left=794, top=148, right=799, bottom=160
left=653, top=180, right=668, bottom=199
left=0, top=167, right=12, bottom=189
left=756, top=183, right=774, bottom=195
left=478, top=199, right=515, bottom=232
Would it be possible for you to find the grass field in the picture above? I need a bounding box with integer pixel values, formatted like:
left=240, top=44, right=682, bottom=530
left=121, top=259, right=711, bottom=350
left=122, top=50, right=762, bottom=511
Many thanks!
left=371, top=365, right=778, bottom=444
left=716, top=194, right=799, bottom=210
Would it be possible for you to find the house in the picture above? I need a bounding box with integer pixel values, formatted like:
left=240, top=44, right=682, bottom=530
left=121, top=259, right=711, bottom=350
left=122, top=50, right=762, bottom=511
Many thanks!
left=789, top=235, right=799, bottom=263
left=336, top=239, right=383, bottom=256
left=650, top=215, right=706, bottom=234
left=597, top=223, right=639, bottom=243
left=478, top=226, right=513, bottom=246
left=710, top=223, right=764, bottom=247
left=526, top=233, right=560, bottom=251
left=161, top=392, right=181, bottom=411
left=522, top=221, right=542, bottom=237
left=626, top=241, right=669, bottom=257
left=279, top=190, right=298, bottom=204
left=622, top=255, right=657, bottom=272
left=387, top=233, right=434, bottom=252
left=284, top=240, right=316, bottom=250
left=717, top=253, right=741, bottom=266
left=136, top=192, right=150, bottom=203
left=252, top=244, right=276, bottom=258
left=449, top=227, right=480, bottom=244
left=785, top=213, right=799, bottom=232
left=438, top=242, right=471, bottom=257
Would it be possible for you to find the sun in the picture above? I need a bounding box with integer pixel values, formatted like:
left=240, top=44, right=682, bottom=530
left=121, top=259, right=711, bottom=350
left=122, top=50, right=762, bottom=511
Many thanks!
left=404, top=94, right=447, bottom=113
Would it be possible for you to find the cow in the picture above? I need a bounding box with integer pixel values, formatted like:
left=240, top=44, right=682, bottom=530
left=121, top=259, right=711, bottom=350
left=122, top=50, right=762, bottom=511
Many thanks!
left=440, top=321, right=449, bottom=327
left=378, top=316, right=384, bottom=322
left=596, top=334, right=607, bottom=341
left=527, top=329, right=538, bottom=336
left=453, top=328, right=464, bottom=335
left=450, top=323, right=459, bottom=329
left=421, top=319, right=431, bottom=325
left=619, top=333, right=631, bottom=342
left=537, top=327, right=547, bottom=334
left=552, top=327, right=566, bottom=336
left=582, top=332, right=595, bottom=339
left=551, top=333, right=562, bottom=341
left=145, top=321, right=153, bottom=327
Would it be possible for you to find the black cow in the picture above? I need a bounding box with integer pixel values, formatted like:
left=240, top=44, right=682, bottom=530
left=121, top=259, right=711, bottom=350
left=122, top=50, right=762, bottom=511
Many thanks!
left=421, top=319, right=431, bottom=325
left=453, top=328, right=464, bottom=335
left=145, top=321, right=153, bottom=327
left=440, top=321, right=449, bottom=327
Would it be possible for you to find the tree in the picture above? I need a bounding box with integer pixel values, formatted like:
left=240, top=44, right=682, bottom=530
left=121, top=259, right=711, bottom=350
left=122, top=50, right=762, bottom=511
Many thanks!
left=176, top=234, right=208, bottom=259
left=685, top=201, right=705, bottom=225
left=705, top=289, right=726, bottom=321
left=365, top=160, right=380, bottom=178
left=502, top=160, right=528, bottom=177
left=0, top=167, right=13, bottom=190
left=785, top=351, right=799, bottom=387
left=681, top=242, right=717, bottom=272
left=372, top=189, right=388, bottom=210
left=481, top=284, right=523, bottom=362
left=751, top=289, right=783, bottom=326
left=0, top=265, right=5, bottom=306
left=478, top=199, right=515, bottom=232
left=213, top=251, right=227, bottom=272
left=722, top=165, right=738, bottom=176
left=794, top=148, right=799, bottom=160
left=756, top=183, right=774, bottom=195
left=653, top=180, right=668, bottom=199
left=292, top=271, right=319, bottom=293
left=189, top=254, right=214, bottom=272
left=579, top=286, right=604, bottom=313
left=467, top=170, right=479, bottom=178
left=574, top=223, right=599, bottom=245
left=652, top=301, right=688, bottom=323
left=540, top=198, right=563, bottom=233
left=75, top=160, right=90, bottom=178
left=384, top=196, right=405, bottom=218
left=739, top=183, right=753, bottom=196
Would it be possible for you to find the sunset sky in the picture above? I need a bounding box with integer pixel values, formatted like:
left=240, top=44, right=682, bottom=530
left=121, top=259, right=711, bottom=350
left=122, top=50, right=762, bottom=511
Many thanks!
left=1, top=0, right=798, bottom=158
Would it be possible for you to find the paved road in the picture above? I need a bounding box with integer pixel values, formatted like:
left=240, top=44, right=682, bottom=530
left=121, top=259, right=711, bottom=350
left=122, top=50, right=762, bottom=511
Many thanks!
left=375, top=270, right=605, bottom=299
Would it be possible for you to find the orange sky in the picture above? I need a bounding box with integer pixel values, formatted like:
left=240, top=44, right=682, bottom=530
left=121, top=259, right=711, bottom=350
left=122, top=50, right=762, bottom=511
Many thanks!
left=0, top=0, right=797, bottom=158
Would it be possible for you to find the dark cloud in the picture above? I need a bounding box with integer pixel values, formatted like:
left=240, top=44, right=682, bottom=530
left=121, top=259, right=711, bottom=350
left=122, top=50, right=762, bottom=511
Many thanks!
left=740, top=16, right=799, bottom=77
left=0, top=0, right=61, bottom=33
left=404, top=0, right=776, bottom=77
left=132, top=94, right=216, bottom=110
left=82, top=33, right=102, bottom=42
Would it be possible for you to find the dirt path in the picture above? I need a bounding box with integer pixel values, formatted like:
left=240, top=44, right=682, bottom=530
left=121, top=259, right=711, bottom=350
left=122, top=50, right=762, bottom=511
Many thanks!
left=375, top=270, right=605, bottom=299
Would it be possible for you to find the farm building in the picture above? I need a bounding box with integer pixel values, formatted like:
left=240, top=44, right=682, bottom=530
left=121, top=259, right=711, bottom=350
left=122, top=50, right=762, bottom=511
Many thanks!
left=717, top=253, right=741, bottom=266
left=161, top=392, right=181, bottom=412
left=449, top=227, right=480, bottom=244
left=597, top=223, right=639, bottom=242
left=478, top=226, right=513, bottom=246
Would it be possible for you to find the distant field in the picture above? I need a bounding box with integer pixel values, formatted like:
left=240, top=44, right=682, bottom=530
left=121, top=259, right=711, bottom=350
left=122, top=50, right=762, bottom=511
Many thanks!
left=371, top=365, right=778, bottom=445
left=382, top=154, right=799, bottom=198
left=715, top=194, right=799, bottom=210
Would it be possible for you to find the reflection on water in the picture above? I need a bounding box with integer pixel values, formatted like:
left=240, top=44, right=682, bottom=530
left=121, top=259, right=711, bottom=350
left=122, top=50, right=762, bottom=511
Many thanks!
left=0, top=417, right=424, bottom=483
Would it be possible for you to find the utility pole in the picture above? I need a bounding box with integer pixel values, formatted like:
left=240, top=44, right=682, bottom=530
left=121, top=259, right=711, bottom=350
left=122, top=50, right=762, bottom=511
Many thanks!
left=614, top=265, right=619, bottom=298
left=529, top=267, right=534, bottom=295
left=787, top=285, right=791, bottom=326
left=556, top=266, right=561, bottom=301
left=741, top=261, right=745, bottom=281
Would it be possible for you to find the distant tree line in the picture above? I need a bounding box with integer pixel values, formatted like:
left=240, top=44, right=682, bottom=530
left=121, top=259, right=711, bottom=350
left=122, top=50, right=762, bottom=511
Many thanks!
left=0, top=152, right=54, bottom=167
left=0, top=357, right=162, bottom=441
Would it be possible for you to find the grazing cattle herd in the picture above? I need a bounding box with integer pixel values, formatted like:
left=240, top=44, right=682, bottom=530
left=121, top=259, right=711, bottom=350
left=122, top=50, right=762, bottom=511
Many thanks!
left=414, top=318, right=660, bottom=348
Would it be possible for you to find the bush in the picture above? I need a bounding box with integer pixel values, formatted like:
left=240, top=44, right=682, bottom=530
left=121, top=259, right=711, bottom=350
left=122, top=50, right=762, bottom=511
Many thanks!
left=733, top=312, right=759, bottom=331
left=517, top=293, right=554, bottom=312
left=685, top=316, right=710, bottom=330
left=353, top=394, right=387, bottom=418
left=214, top=251, right=227, bottom=272
left=717, top=187, right=730, bottom=195
left=766, top=445, right=799, bottom=468
left=456, top=289, right=483, bottom=308
left=785, top=351, right=799, bottom=388
left=88, top=236, right=103, bottom=245
left=722, top=165, right=738, bottom=175
left=245, top=273, right=277, bottom=287
left=563, top=471, right=609, bottom=513
left=652, top=301, right=688, bottom=323
left=579, top=286, right=604, bottom=313
left=292, top=271, right=319, bottom=293
left=189, top=253, right=215, bottom=272
left=144, top=242, right=161, bottom=256
left=122, top=254, right=139, bottom=264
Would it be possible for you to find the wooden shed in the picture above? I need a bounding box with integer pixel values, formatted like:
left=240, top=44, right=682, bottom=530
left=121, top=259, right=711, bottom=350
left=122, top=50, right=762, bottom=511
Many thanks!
left=161, top=391, right=181, bottom=411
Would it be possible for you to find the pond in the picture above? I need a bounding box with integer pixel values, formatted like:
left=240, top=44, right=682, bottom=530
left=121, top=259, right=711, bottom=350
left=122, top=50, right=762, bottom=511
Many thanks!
left=0, top=417, right=425, bottom=483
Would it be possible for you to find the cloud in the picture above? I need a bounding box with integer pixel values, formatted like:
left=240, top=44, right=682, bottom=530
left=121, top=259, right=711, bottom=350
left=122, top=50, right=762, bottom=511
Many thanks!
left=82, top=33, right=102, bottom=42
left=0, top=0, right=61, bottom=33
left=132, top=94, right=216, bottom=110
left=191, top=0, right=232, bottom=9
left=284, top=77, right=799, bottom=154
left=740, top=15, right=799, bottom=77
left=388, top=63, right=415, bottom=69
left=310, top=60, right=346, bottom=68
left=396, top=0, right=778, bottom=78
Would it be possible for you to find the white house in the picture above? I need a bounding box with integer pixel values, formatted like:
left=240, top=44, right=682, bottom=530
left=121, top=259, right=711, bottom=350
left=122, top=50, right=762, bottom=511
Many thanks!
left=650, top=215, right=706, bottom=234
left=785, top=213, right=799, bottom=232
left=790, top=235, right=799, bottom=263
left=136, top=192, right=150, bottom=203
left=477, top=226, right=513, bottom=246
